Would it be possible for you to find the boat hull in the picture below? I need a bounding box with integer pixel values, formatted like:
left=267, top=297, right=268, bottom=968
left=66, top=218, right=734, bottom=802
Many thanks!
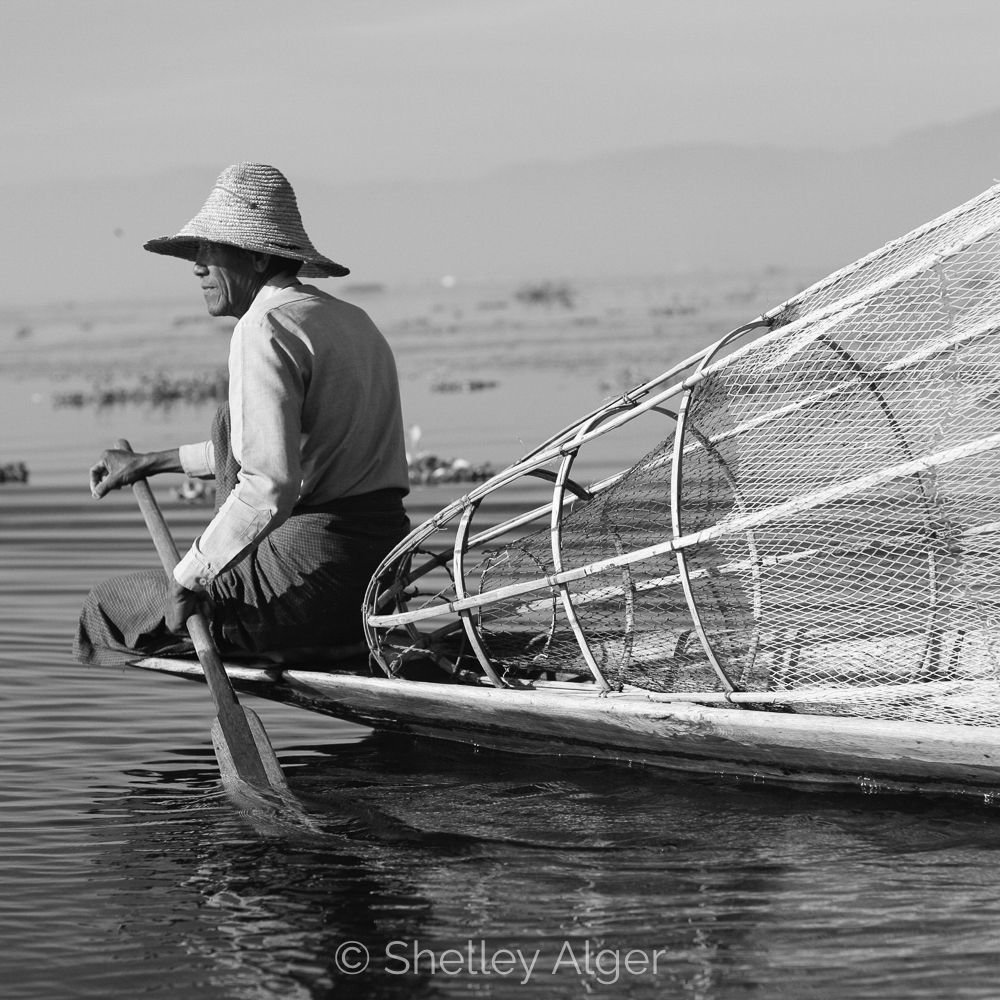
left=134, top=658, right=1000, bottom=802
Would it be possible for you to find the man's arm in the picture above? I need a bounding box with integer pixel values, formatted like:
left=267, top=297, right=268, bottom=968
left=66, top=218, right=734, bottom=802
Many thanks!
left=89, top=448, right=184, bottom=499
left=173, top=312, right=304, bottom=592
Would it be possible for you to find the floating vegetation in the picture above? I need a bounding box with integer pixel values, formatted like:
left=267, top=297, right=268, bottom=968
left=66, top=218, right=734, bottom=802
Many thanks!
left=54, top=371, right=229, bottom=410
left=406, top=426, right=493, bottom=485
left=172, top=478, right=216, bottom=505
left=431, top=379, right=499, bottom=393
left=0, top=461, right=28, bottom=484
left=514, top=281, right=576, bottom=309
left=408, top=453, right=495, bottom=485
left=15, top=326, right=32, bottom=339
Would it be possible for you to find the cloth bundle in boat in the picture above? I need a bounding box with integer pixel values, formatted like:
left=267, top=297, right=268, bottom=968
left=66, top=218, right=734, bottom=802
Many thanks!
left=75, top=404, right=409, bottom=667
left=365, top=184, right=1000, bottom=728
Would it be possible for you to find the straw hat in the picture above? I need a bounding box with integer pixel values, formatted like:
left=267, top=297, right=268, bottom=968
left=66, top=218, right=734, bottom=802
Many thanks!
left=144, top=162, right=348, bottom=278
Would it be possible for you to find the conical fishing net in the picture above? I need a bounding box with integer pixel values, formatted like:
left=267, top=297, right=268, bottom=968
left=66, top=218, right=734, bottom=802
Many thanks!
left=366, top=184, right=1000, bottom=727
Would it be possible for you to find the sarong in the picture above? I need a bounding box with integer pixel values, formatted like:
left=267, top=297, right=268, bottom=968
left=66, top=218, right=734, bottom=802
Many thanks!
left=74, top=404, right=409, bottom=667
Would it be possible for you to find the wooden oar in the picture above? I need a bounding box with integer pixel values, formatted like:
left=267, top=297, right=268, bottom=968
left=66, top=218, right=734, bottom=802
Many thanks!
left=115, top=439, right=290, bottom=800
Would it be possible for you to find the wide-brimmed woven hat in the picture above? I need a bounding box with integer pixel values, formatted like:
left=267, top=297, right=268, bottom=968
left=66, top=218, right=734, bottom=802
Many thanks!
left=144, top=162, right=348, bottom=278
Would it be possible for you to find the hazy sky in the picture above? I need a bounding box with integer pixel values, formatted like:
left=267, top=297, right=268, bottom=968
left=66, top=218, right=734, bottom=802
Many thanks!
left=3, top=0, right=1000, bottom=188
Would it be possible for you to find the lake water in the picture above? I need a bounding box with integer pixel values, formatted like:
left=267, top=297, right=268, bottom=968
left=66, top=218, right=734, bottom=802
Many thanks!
left=4, top=273, right=1000, bottom=999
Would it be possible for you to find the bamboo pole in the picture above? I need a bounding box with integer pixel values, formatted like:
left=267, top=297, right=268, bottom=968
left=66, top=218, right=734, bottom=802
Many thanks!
left=512, top=527, right=961, bottom=615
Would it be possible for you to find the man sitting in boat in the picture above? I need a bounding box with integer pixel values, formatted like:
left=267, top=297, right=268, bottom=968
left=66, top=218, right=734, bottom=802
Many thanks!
left=75, top=163, right=410, bottom=666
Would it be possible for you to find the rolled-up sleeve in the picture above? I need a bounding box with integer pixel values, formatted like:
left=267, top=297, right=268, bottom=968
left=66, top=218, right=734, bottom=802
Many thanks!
left=178, top=440, right=215, bottom=479
left=174, top=309, right=305, bottom=591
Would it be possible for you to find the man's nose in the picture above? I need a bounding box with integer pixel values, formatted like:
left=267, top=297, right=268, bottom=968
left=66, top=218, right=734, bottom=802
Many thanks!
left=193, top=261, right=208, bottom=276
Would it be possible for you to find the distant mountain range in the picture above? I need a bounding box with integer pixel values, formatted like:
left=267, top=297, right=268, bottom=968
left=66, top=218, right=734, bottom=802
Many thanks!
left=5, top=109, right=1000, bottom=306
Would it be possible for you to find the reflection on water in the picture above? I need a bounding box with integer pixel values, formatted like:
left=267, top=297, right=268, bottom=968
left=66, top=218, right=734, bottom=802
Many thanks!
left=5, top=281, right=1000, bottom=998
left=15, top=731, right=1000, bottom=1000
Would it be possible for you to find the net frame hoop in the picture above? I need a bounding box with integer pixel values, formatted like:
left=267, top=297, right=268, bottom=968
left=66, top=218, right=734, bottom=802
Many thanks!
left=452, top=500, right=507, bottom=688
left=363, top=549, right=415, bottom=676
left=546, top=409, right=632, bottom=692
left=364, top=544, right=465, bottom=678
left=686, top=424, right=766, bottom=681
left=812, top=330, right=945, bottom=678
left=654, top=403, right=765, bottom=686
left=670, top=323, right=766, bottom=693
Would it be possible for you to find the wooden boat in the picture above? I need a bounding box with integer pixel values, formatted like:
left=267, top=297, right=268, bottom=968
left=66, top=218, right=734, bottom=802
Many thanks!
left=133, top=656, right=1000, bottom=802
left=135, top=184, right=1000, bottom=804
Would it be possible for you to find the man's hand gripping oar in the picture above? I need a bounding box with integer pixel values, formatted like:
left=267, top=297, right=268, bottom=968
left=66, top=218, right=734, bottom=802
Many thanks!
left=113, top=438, right=295, bottom=808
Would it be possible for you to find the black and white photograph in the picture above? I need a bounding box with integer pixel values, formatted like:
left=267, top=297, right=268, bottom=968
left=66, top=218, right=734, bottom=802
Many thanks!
left=5, top=2, right=1000, bottom=997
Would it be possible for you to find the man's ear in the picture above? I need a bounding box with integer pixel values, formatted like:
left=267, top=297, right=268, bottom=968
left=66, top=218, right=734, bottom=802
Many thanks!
left=251, top=251, right=272, bottom=274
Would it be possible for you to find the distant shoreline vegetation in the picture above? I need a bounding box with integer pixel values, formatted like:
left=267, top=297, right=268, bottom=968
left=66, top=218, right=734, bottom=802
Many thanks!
left=54, top=372, right=229, bottom=410
left=0, top=462, right=28, bottom=484
left=431, top=378, right=499, bottom=394
left=514, top=280, right=576, bottom=309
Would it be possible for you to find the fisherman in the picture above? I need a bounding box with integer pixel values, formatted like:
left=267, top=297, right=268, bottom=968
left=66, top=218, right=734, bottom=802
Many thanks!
left=75, top=163, right=409, bottom=666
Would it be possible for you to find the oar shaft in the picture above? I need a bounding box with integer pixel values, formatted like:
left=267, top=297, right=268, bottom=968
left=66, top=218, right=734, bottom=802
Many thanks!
left=115, top=439, right=271, bottom=790
left=131, top=480, right=181, bottom=569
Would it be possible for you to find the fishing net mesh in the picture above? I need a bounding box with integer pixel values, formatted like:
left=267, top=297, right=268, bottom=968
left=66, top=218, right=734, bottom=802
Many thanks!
left=371, top=185, right=1000, bottom=727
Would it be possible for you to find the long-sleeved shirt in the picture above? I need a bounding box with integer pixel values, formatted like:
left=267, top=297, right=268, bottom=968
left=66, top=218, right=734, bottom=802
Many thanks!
left=173, top=280, right=409, bottom=591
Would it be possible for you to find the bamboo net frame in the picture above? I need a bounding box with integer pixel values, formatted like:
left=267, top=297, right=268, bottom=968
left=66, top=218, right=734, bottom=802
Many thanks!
left=363, top=183, right=1000, bottom=727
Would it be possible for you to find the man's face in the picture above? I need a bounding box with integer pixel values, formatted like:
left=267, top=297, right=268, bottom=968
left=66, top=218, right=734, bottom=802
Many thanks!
left=193, top=242, right=261, bottom=318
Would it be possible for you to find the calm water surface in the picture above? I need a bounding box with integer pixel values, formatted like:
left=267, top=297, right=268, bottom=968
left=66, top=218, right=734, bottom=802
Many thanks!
left=4, top=277, right=1000, bottom=999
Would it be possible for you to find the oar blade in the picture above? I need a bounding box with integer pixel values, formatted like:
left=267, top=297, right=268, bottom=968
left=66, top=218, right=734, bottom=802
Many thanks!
left=211, top=710, right=321, bottom=833
left=211, top=706, right=291, bottom=796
